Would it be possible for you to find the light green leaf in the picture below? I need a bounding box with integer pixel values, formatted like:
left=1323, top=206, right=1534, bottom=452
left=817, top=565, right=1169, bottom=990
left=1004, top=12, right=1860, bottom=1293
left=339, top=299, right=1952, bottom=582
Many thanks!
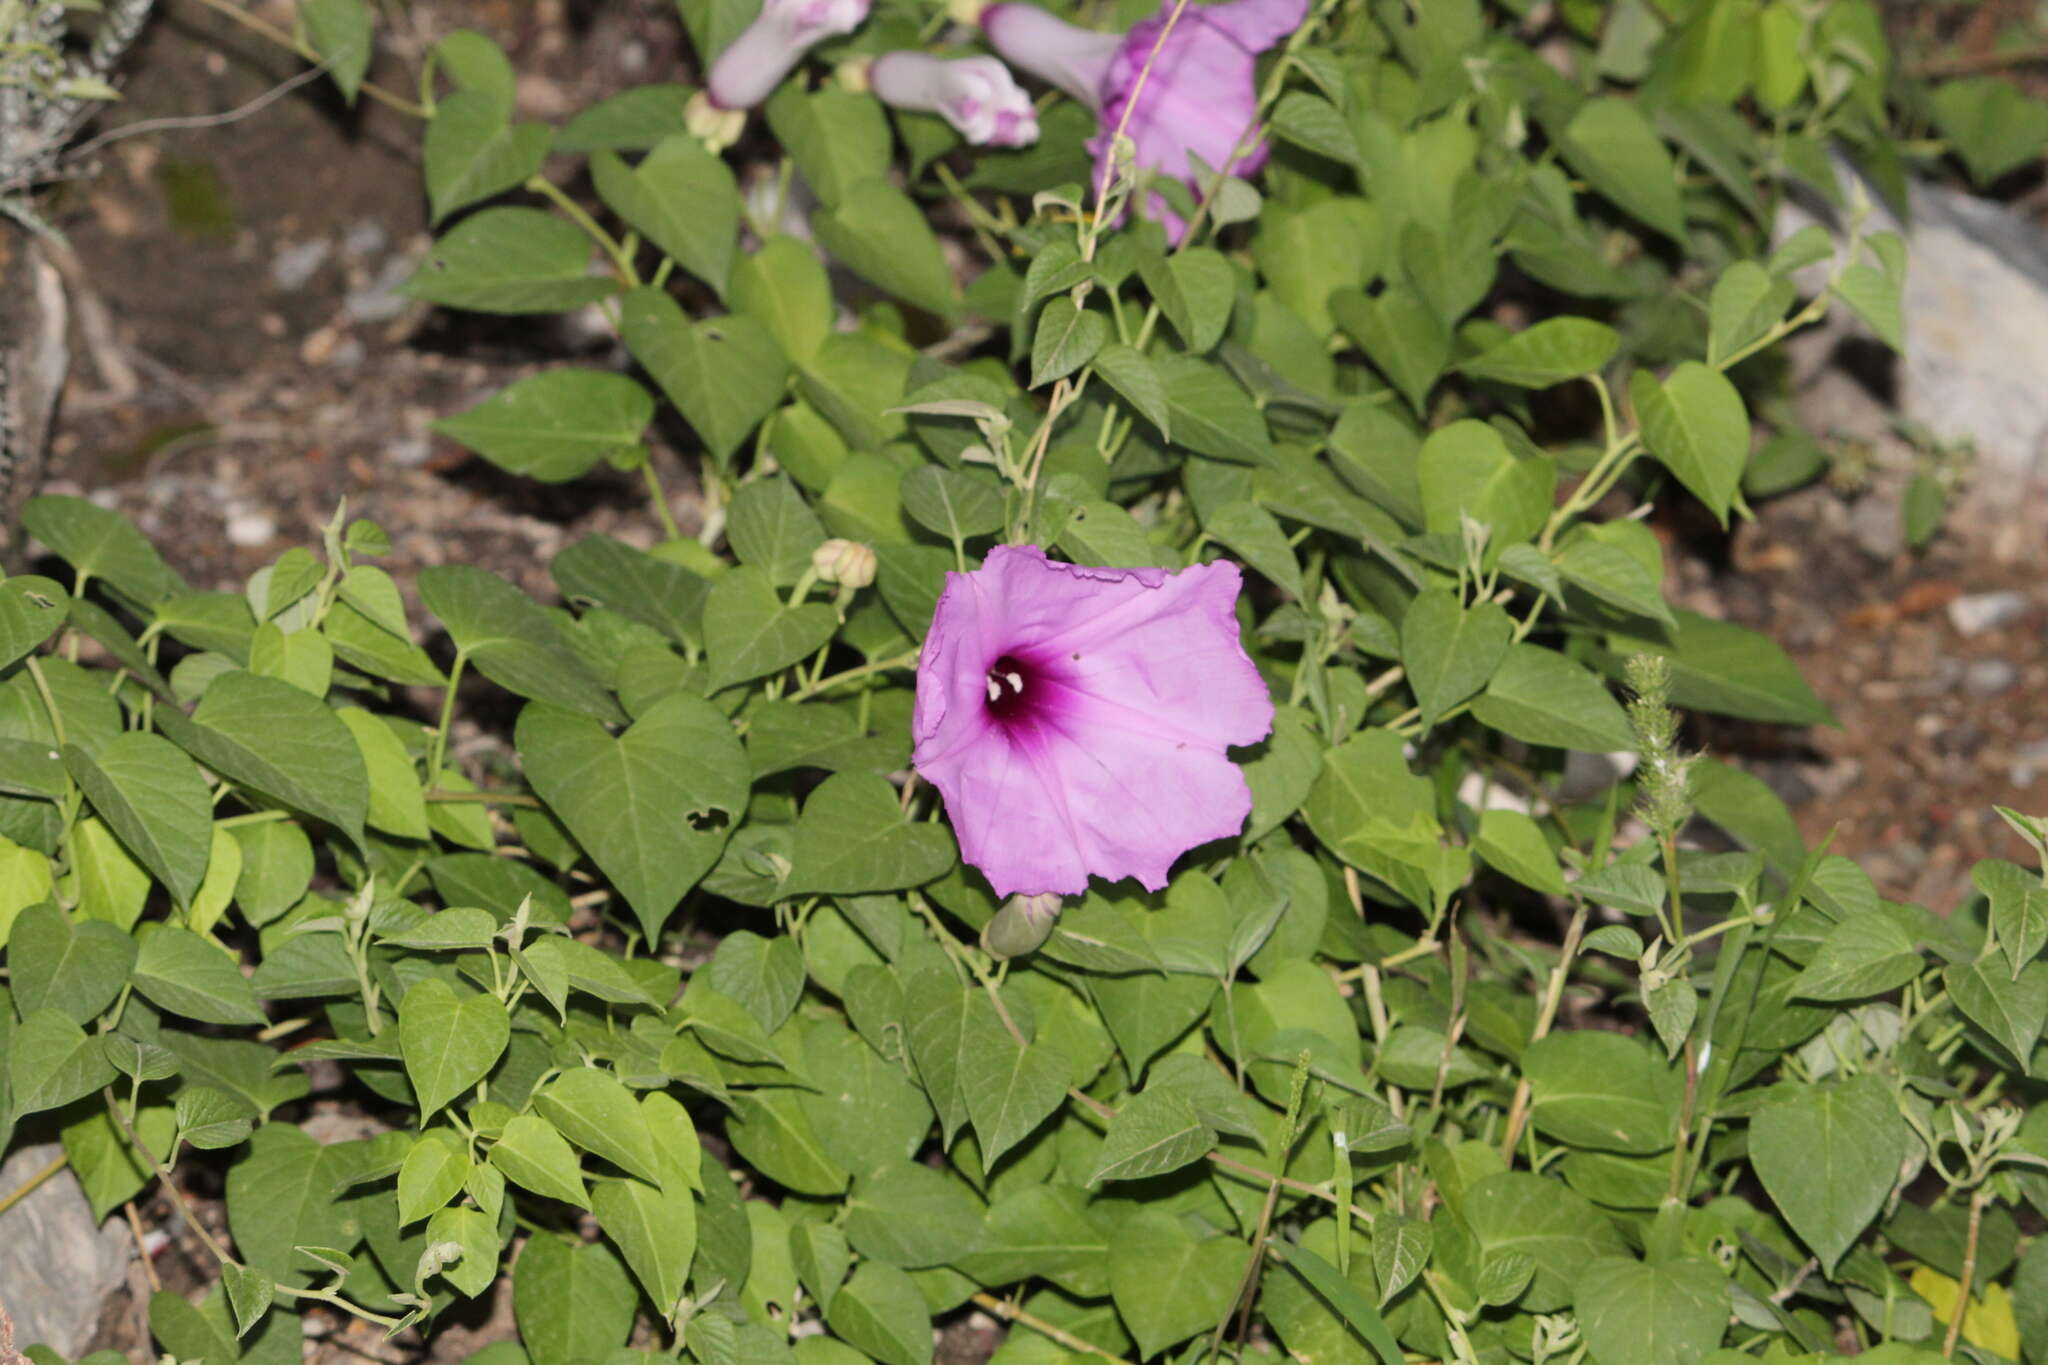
left=1030, top=297, right=1107, bottom=388
left=1604, top=609, right=1833, bottom=727
left=398, top=978, right=511, bottom=1120
left=1749, top=1075, right=1904, bottom=1274
left=0, top=574, right=68, bottom=671
left=813, top=179, right=961, bottom=321
left=491, top=1113, right=590, bottom=1207
left=592, top=134, right=740, bottom=296
left=1475, top=808, right=1566, bottom=896
left=432, top=370, right=655, bottom=484
left=21, top=495, right=186, bottom=607
left=402, top=208, right=618, bottom=315
left=1946, top=958, right=2048, bottom=1070
left=1559, top=97, right=1688, bottom=242
left=156, top=669, right=369, bottom=850
left=623, top=289, right=789, bottom=470
left=423, top=89, right=550, bottom=223
left=1459, top=317, right=1619, bottom=388
left=1522, top=1031, right=1678, bottom=1154
left=901, top=466, right=1007, bottom=545
left=133, top=924, right=264, bottom=1025
left=1401, top=590, right=1512, bottom=729
left=1107, top=1210, right=1244, bottom=1359
left=727, top=475, right=828, bottom=587
left=733, top=236, right=834, bottom=364
left=10, top=1007, right=118, bottom=1116
left=536, top=1066, right=664, bottom=1185
left=1707, top=260, right=1796, bottom=367
left=1090, top=342, right=1170, bottom=439
left=593, top=1176, right=695, bottom=1315
left=1631, top=363, right=1749, bottom=527
left=398, top=1129, right=471, bottom=1226
left=1830, top=262, right=1905, bottom=354
left=300, top=0, right=372, bottom=103
left=844, top=1162, right=986, bottom=1269
left=1574, top=1256, right=1729, bottom=1365
left=336, top=707, right=430, bottom=842
left=826, top=1263, right=934, bottom=1365
left=1461, top=1171, right=1628, bottom=1311
left=513, top=1232, right=638, bottom=1365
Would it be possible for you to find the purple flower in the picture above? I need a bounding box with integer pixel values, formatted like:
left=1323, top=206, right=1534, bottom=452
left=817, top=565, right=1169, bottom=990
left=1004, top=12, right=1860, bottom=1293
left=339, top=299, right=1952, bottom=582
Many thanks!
left=870, top=53, right=1040, bottom=147
left=706, top=0, right=872, bottom=110
left=912, top=545, right=1273, bottom=898
left=984, top=0, right=1307, bottom=239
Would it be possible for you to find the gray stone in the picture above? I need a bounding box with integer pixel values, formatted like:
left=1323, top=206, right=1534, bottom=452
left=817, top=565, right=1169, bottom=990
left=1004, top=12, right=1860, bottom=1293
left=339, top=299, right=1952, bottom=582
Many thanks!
left=1847, top=488, right=1905, bottom=562
left=268, top=238, right=332, bottom=291
left=0, top=1141, right=131, bottom=1356
left=1964, top=658, right=2019, bottom=696
left=1778, top=163, right=2048, bottom=502
left=1947, top=589, right=2028, bottom=637
left=345, top=255, right=415, bottom=324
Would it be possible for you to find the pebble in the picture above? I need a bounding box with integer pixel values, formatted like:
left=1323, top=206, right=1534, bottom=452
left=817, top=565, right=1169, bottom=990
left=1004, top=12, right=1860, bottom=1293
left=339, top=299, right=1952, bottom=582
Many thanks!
left=225, top=509, right=278, bottom=547
left=342, top=219, right=388, bottom=258
left=1964, top=658, right=2019, bottom=696
left=2013, top=738, right=2048, bottom=788
left=269, top=238, right=331, bottom=291
left=1947, top=589, right=2028, bottom=637
left=345, top=256, right=414, bottom=323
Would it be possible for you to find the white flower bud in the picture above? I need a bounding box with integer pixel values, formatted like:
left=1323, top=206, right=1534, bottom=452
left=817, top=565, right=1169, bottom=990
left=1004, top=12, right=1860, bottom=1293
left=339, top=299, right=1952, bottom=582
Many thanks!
left=685, top=89, right=746, bottom=153
left=812, top=538, right=877, bottom=589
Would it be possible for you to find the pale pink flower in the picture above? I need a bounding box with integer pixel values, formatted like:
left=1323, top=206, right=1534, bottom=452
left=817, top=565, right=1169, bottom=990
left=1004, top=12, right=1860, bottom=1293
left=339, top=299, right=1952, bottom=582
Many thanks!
left=706, top=0, right=872, bottom=110
left=984, top=0, right=1307, bottom=240
left=912, top=545, right=1272, bottom=897
left=870, top=53, right=1040, bottom=146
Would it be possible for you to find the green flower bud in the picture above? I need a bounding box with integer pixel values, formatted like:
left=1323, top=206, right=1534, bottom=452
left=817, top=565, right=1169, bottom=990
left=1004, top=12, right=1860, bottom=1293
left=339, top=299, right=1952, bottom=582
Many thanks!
left=982, top=892, right=1063, bottom=959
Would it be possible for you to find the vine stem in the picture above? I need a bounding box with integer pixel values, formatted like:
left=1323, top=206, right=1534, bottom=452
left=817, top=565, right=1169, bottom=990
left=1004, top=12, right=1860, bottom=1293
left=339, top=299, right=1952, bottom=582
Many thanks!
left=101, top=1088, right=231, bottom=1264
left=0, top=1153, right=67, bottom=1218
left=181, top=0, right=426, bottom=117
left=1943, top=1185, right=1990, bottom=1357
left=1498, top=900, right=1590, bottom=1162
left=970, top=1292, right=1131, bottom=1363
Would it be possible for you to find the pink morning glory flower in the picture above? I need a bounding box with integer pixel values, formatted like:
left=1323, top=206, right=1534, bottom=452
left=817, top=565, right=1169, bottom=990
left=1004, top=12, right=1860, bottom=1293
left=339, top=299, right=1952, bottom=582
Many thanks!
left=983, top=0, right=1308, bottom=240
left=870, top=53, right=1040, bottom=147
left=912, top=545, right=1273, bottom=898
left=706, top=0, right=872, bottom=110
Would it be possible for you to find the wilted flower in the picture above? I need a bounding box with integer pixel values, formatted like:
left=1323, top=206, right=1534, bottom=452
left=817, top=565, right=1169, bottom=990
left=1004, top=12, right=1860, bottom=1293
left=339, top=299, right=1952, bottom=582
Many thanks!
left=870, top=53, right=1040, bottom=147
left=706, top=0, right=872, bottom=111
left=912, top=545, right=1273, bottom=897
left=984, top=0, right=1307, bottom=239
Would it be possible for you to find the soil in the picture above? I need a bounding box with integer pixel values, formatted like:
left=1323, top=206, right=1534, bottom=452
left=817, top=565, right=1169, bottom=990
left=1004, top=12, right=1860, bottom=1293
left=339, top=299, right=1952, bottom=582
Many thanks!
left=10, top=0, right=2048, bottom=1358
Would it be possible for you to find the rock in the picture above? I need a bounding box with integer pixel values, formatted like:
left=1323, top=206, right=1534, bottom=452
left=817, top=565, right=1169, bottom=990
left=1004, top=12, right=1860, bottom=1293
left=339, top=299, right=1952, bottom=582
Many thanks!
left=268, top=238, right=331, bottom=291
left=2013, top=737, right=2048, bottom=788
left=225, top=508, right=277, bottom=547
left=1847, top=489, right=1905, bottom=562
left=342, top=219, right=388, bottom=258
left=1777, top=162, right=2048, bottom=513
left=1947, top=589, right=2027, bottom=636
left=1964, top=658, right=2019, bottom=696
left=345, top=255, right=414, bottom=324
left=0, top=1142, right=132, bottom=1356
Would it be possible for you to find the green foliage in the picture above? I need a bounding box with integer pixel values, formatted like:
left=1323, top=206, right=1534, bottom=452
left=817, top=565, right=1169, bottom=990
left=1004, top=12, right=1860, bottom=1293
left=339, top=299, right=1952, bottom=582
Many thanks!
left=7, top=1, right=2046, bottom=1362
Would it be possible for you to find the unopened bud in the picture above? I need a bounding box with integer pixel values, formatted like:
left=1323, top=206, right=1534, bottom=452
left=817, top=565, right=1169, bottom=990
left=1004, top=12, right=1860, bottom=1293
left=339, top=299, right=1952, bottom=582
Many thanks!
left=812, top=538, right=877, bottom=589
left=686, top=89, right=747, bottom=153
left=982, top=891, right=1063, bottom=958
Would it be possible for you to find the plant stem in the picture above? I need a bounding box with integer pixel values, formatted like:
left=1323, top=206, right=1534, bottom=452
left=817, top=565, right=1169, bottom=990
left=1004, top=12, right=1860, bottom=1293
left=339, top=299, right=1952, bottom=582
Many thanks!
left=526, top=175, right=641, bottom=287
left=426, top=650, right=468, bottom=785
left=640, top=458, right=685, bottom=541
left=1499, top=900, right=1589, bottom=1162
left=788, top=648, right=920, bottom=701
left=1943, top=1185, right=1990, bottom=1357
left=424, top=788, right=542, bottom=808
left=102, top=1088, right=231, bottom=1264
left=182, top=0, right=426, bottom=117
left=970, top=1292, right=1131, bottom=1363
left=0, top=1153, right=67, bottom=1219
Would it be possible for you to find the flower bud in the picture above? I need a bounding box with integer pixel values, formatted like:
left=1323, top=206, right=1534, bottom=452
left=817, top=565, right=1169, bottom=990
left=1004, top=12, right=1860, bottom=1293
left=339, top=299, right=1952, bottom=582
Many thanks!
left=869, top=52, right=1038, bottom=147
left=812, top=538, right=877, bottom=589
left=705, top=0, right=872, bottom=111
left=685, top=89, right=746, bottom=153
left=982, top=892, right=1063, bottom=959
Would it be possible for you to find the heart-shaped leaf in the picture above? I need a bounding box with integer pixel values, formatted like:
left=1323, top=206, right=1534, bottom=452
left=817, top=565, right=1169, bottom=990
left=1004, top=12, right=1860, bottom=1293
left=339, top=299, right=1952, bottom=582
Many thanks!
left=702, top=565, right=839, bottom=693
left=516, top=691, right=748, bottom=943
left=0, top=574, right=69, bottom=671
left=398, top=978, right=511, bottom=1120
left=1107, top=1210, right=1245, bottom=1358
left=784, top=772, right=956, bottom=896
left=8, top=902, right=136, bottom=1023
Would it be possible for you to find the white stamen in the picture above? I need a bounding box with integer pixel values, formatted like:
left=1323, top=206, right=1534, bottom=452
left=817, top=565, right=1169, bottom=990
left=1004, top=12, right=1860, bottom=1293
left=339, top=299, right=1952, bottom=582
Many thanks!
left=987, top=676, right=1002, bottom=702
left=1003, top=671, right=1023, bottom=693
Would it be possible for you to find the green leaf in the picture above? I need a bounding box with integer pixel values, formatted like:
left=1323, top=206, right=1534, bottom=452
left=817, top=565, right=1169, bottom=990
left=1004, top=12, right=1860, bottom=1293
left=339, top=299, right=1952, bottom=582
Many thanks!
left=150, top=1289, right=240, bottom=1365
left=300, top=0, right=372, bottom=103
left=1749, top=1075, right=1904, bottom=1275
left=1332, top=284, right=1448, bottom=415
left=397, top=1130, right=470, bottom=1225
left=58, top=733, right=209, bottom=907
left=1030, top=297, right=1107, bottom=388
left=707, top=930, right=807, bottom=1034
left=763, top=87, right=892, bottom=209
left=1401, top=590, right=1511, bottom=729
left=1707, top=261, right=1796, bottom=367
left=1459, top=318, right=1618, bottom=388
left=221, top=1260, right=276, bottom=1339
left=61, top=1100, right=170, bottom=1222
left=536, top=1066, right=664, bottom=1185
left=962, top=1025, right=1069, bottom=1168
left=423, top=88, right=550, bottom=223
left=1107, top=1210, right=1245, bottom=1359
left=1157, top=354, right=1273, bottom=464
left=1371, top=1214, right=1431, bottom=1309
left=0, top=574, right=68, bottom=671
left=552, top=534, right=710, bottom=651
left=324, top=599, right=448, bottom=687
left=21, top=495, right=186, bottom=607
left=402, top=207, right=618, bottom=315
left=733, top=236, right=835, bottom=364
left=623, top=288, right=789, bottom=469
left=1830, top=262, right=1905, bottom=354
left=1460, top=1172, right=1629, bottom=1312
left=592, top=134, right=740, bottom=296
left=1088, top=1087, right=1214, bottom=1185
left=844, top=1162, right=986, bottom=1269
left=727, top=475, right=828, bottom=587
left=1976, top=860, right=2048, bottom=981
left=1574, top=1256, right=1729, bottom=1365
left=8, top=1007, right=118, bottom=1115
left=1522, top=1031, right=1677, bottom=1154
left=432, top=370, right=655, bottom=484
left=784, top=772, right=956, bottom=897
left=490, top=1113, right=590, bottom=1206
left=1138, top=244, right=1234, bottom=354
left=513, top=1233, right=638, bottom=1365
left=1559, top=97, right=1687, bottom=242
left=1604, top=609, right=1833, bottom=727
left=419, top=564, right=623, bottom=722
left=901, top=466, right=1007, bottom=545
left=133, top=924, right=264, bottom=1025
left=1556, top=529, right=1677, bottom=629
left=593, top=1176, right=696, bottom=1314
left=1930, top=76, right=2048, bottom=186
left=223, top=1123, right=369, bottom=1286
left=8, top=901, right=135, bottom=1023
left=334, top=707, right=429, bottom=842
left=1474, top=809, right=1566, bottom=896
left=398, top=978, right=511, bottom=1120
left=156, top=670, right=370, bottom=850
left=826, top=1263, right=934, bottom=1365
left=557, top=83, right=695, bottom=152
left=426, top=1204, right=502, bottom=1297
left=1415, top=420, right=1551, bottom=555
left=1630, top=363, right=1748, bottom=527
left=813, top=179, right=961, bottom=321
left=1947, top=958, right=2048, bottom=1070
left=1790, top=912, right=1923, bottom=1002
left=1090, top=342, right=1170, bottom=439
left=727, top=1089, right=850, bottom=1196
left=1269, top=1239, right=1404, bottom=1365
left=1202, top=503, right=1304, bottom=599
left=515, top=691, right=746, bottom=944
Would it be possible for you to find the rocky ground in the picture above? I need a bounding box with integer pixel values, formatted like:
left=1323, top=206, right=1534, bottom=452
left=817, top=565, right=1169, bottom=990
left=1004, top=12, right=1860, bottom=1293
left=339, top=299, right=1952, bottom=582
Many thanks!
left=6, top=0, right=2048, bottom=1357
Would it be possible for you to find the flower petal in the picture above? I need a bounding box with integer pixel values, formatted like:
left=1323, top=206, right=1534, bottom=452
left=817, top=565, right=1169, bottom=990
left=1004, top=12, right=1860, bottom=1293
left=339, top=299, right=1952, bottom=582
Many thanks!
left=983, top=3, right=1122, bottom=106
left=1190, top=0, right=1311, bottom=52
